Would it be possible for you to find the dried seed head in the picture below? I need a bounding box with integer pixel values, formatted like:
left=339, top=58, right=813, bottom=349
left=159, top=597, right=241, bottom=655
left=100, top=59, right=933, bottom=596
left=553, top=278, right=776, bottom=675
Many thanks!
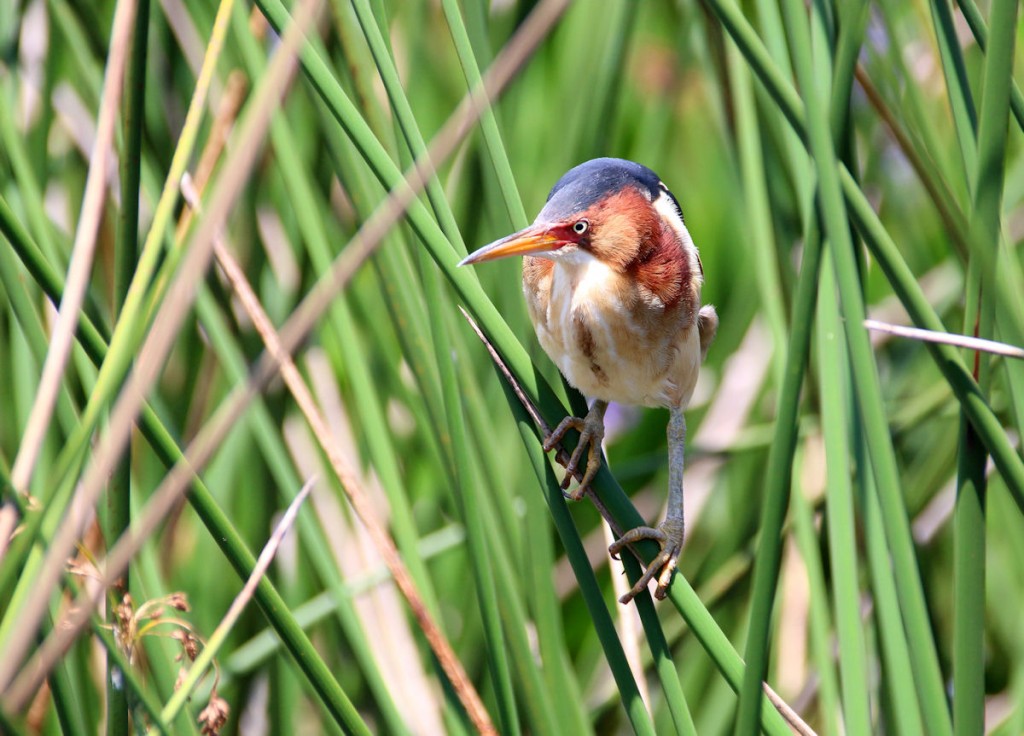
left=198, top=691, right=230, bottom=736
left=172, top=629, right=200, bottom=661
left=165, top=592, right=191, bottom=612
left=115, top=595, right=135, bottom=629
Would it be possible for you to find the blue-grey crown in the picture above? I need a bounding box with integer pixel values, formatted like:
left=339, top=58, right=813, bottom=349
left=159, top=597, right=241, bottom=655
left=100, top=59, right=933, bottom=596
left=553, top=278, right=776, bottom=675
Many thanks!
left=540, top=158, right=684, bottom=223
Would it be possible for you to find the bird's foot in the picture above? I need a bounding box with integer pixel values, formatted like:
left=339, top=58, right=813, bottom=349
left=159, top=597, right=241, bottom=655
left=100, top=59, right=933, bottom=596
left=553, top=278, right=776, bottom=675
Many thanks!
left=608, top=516, right=684, bottom=604
left=543, top=402, right=606, bottom=501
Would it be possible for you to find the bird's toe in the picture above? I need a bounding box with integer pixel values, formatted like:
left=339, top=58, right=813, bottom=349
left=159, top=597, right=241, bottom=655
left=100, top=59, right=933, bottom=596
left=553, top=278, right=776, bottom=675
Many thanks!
left=543, top=415, right=584, bottom=453
left=654, top=545, right=682, bottom=600
left=562, top=434, right=589, bottom=483
left=545, top=403, right=608, bottom=499
left=620, top=549, right=670, bottom=604
left=610, top=518, right=685, bottom=604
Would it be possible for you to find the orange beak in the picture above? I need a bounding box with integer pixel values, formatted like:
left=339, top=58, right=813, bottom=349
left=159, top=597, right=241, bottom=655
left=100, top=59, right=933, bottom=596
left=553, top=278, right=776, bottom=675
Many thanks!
left=458, top=226, right=568, bottom=266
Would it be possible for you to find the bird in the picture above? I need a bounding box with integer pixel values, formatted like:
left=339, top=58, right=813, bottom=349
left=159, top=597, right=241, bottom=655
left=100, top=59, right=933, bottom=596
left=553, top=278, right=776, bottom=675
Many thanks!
left=459, top=158, right=717, bottom=604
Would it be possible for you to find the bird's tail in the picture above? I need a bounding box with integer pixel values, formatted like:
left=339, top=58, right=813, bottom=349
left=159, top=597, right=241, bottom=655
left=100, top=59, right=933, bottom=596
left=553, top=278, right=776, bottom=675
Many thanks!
left=697, top=304, right=718, bottom=361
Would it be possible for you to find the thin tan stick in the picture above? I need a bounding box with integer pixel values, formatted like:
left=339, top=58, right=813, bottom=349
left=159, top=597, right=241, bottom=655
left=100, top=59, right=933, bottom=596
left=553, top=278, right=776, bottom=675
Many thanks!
left=763, top=682, right=817, bottom=736
left=864, top=318, right=1024, bottom=359
left=603, top=520, right=650, bottom=711
left=210, top=239, right=495, bottom=733
left=10, top=0, right=137, bottom=495
left=259, top=0, right=574, bottom=367
left=3, top=332, right=284, bottom=710
left=459, top=309, right=819, bottom=736
left=456, top=307, right=626, bottom=537
left=158, top=477, right=316, bottom=723
left=0, top=0, right=319, bottom=696
left=1, top=0, right=572, bottom=715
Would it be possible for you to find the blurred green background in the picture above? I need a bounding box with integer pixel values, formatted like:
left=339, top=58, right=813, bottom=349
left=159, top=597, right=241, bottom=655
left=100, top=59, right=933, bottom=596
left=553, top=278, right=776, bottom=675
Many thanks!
left=1, top=0, right=1023, bottom=733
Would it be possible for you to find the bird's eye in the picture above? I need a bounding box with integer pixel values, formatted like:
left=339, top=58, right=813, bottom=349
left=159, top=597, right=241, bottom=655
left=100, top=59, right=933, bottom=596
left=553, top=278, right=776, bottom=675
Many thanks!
left=573, top=220, right=589, bottom=235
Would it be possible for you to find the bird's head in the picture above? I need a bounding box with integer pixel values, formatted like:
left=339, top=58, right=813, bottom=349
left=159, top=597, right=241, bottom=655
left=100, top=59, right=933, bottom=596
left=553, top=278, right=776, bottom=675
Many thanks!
left=459, top=158, right=702, bottom=297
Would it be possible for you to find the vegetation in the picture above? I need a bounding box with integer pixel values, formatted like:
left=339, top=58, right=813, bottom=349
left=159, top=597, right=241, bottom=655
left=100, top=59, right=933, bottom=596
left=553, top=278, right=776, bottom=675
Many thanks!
left=0, top=0, right=1022, bottom=733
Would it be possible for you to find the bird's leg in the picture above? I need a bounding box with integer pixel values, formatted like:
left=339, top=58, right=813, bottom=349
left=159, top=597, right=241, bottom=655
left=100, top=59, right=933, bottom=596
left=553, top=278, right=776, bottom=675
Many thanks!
left=609, top=405, right=686, bottom=604
left=543, top=399, right=608, bottom=500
